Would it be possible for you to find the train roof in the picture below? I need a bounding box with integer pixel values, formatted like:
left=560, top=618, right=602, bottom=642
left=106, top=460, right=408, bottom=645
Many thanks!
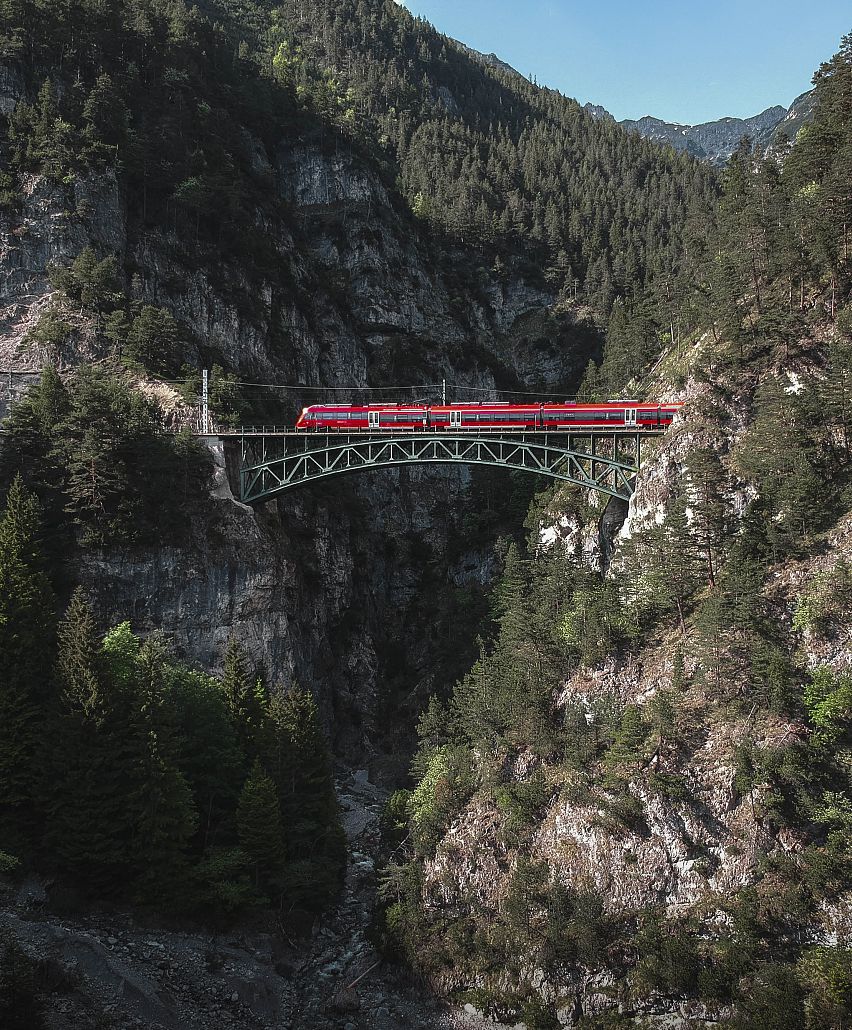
left=305, top=400, right=683, bottom=408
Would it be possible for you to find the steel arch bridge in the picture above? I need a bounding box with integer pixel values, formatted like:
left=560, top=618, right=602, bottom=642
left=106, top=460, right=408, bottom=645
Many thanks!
left=223, top=429, right=661, bottom=505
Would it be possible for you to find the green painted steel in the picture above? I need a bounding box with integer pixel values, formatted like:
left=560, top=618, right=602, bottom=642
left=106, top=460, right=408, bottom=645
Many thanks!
left=237, top=431, right=655, bottom=504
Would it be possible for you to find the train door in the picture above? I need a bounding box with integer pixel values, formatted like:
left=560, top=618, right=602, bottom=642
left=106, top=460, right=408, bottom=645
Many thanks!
left=625, top=408, right=637, bottom=426
left=368, top=410, right=380, bottom=429
left=450, top=410, right=462, bottom=429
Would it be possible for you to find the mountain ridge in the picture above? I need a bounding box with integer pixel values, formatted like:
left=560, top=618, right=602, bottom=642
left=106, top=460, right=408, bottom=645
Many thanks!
left=452, top=36, right=814, bottom=166
left=586, top=90, right=816, bottom=164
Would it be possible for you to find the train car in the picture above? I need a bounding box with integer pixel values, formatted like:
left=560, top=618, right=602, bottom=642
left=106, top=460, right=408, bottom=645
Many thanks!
left=540, top=402, right=681, bottom=428
left=295, top=401, right=682, bottom=430
left=296, top=404, right=428, bottom=430
left=428, top=403, right=540, bottom=429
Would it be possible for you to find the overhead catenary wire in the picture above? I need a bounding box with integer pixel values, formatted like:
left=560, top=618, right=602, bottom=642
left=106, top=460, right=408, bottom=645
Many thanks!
left=445, top=383, right=580, bottom=399
left=231, top=380, right=445, bottom=392
left=157, top=376, right=580, bottom=400
left=157, top=378, right=446, bottom=392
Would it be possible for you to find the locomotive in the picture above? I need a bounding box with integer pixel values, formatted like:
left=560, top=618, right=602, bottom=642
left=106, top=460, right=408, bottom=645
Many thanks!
left=295, top=401, right=681, bottom=431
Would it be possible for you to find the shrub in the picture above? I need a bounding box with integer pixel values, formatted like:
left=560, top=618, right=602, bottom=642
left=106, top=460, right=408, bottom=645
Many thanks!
left=408, top=745, right=474, bottom=853
left=798, top=946, right=852, bottom=1028
left=0, top=852, right=20, bottom=875
left=648, top=770, right=691, bottom=802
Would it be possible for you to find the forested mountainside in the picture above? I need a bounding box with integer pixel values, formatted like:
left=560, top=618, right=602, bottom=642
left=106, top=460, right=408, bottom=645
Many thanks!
left=0, top=0, right=850, bottom=1026
left=0, top=0, right=717, bottom=332
left=378, top=33, right=852, bottom=1028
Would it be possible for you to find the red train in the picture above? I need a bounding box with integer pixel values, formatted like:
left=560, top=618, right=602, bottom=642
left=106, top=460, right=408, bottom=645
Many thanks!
left=295, top=401, right=681, bottom=431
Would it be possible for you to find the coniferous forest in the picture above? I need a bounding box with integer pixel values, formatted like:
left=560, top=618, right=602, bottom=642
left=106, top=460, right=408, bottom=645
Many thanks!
left=0, top=0, right=851, bottom=1027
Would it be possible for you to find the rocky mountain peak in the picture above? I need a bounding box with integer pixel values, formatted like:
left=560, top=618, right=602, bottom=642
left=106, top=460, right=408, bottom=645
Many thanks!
left=589, top=94, right=813, bottom=165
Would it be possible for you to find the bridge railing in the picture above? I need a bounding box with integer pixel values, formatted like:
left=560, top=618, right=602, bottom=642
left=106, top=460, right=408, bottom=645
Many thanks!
left=206, top=424, right=667, bottom=438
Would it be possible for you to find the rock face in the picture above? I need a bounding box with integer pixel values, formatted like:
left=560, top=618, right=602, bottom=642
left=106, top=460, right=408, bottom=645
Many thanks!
left=415, top=348, right=852, bottom=1023
left=0, top=62, right=598, bottom=768
left=585, top=93, right=815, bottom=166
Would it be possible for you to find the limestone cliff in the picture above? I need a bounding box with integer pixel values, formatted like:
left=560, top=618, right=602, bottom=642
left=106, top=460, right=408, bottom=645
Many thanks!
left=409, top=330, right=852, bottom=1025
left=0, top=64, right=598, bottom=768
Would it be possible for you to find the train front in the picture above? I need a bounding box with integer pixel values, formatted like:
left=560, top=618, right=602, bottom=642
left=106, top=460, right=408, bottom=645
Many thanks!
left=296, top=406, right=316, bottom=429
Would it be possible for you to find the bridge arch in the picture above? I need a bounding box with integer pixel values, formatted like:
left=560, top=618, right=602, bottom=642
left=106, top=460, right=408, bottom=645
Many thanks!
left=234, top=432, right=653, bottom=505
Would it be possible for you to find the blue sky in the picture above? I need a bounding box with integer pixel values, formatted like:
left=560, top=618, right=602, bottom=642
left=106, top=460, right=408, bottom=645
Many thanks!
left=395, top=0, right=850, bottom=124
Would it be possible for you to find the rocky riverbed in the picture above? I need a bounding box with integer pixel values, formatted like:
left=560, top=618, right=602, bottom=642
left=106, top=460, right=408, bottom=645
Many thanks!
left=0, top=769, right=508, bottom=1030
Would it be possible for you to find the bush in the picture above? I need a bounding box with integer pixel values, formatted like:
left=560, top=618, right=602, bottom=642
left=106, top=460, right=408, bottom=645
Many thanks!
left=798, top=946, right=852, bottom=1028
left=193, top=847, right=260, bottom=916
left=633, top=914, right=702, bottom=994
left=381, top=790, right=412, bottom=850
left=493, top=773, right=551, bottom=837
left=0, top=852, right=20, bottom=876
left=593, top=792, right=648, bottom=836
left=647, top=770, right=691, bottom=802
left=408, top=745, right=474, bottom=853
left=793, top=564, right=852, bottom=633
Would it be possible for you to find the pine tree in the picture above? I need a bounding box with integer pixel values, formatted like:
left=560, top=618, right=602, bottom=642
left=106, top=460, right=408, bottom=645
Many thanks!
left=604, top=705, right=647, bottom=776
left=131, top=637, right=198, bottom=905
left=265, top=688, right=345, bottom=914
left=168, top=667, right=245, bottom=851
left=0, top=365, right=69, bottom=511
left=685, top=448, right=729, bottom=585
left=42, top=589, right=136, bottom=889
left=0, top=477, right=56, bottom=849
left=221, top=638, right=266, bottom=762
left=237, top=760, right=285, bottom=895
left=694, top=589, right=726, bottom=696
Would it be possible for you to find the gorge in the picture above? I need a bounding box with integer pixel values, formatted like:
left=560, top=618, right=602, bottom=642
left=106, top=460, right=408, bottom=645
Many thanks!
left=0, top=3, right=851, bottom=1029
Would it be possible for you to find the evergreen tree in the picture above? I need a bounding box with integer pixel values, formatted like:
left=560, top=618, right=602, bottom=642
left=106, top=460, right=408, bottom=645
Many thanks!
left=50, top=363, right=164, bottom=546
left=736, top=381, right=826, bottom=557
left=42, top=590, right=136, bottom=889
left=604, top=705, right=647, bottom=777
left=130, top=637, right=198, bottom=905
left=169, top=668, right=245, bottom=851
left=0, top=477, right=56, bottom=849
left=265, top=688, right=345, bottom=914
left=237, top=760, right=285, bottom=896
left=685, top=448, right=729, bottom=585
left=0, top=365, right=69, bottom=510
left=221, top=638, right=266, bottom=762
left=124, top=305, right=183, bottom=375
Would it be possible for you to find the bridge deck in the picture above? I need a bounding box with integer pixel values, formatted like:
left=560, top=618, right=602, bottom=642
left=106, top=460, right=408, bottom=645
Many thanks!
left=208, top=427, right=666, bottom=438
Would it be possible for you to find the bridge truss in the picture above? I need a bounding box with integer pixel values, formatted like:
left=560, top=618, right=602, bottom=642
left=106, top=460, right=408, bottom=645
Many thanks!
left=228, top=429, right=661, bottom=505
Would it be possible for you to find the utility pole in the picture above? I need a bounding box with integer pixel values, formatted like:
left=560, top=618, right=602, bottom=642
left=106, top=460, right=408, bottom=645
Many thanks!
left=202, top=368, right=210, bottom=434
left=442, top=378, right=446, bottom=405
